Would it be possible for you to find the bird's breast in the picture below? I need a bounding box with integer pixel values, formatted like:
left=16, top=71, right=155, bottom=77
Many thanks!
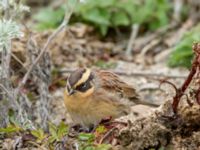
left=64, top=89, right=129, bottom=126
left=64, top=90, right=90, bottom=112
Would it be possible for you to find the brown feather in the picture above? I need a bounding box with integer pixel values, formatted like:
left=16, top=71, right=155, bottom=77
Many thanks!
left=64, top=88, right=130, bottom=126
left=95, top=70, right=140, bottom=102
left=64, top=68, right=158, bottom=127
left=94, top=70, right=159, bottom=107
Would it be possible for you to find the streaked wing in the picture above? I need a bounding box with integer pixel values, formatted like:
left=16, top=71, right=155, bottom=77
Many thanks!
left=95, top=70, right=139, bottom=101
left=95, top=70, right=159, bottom=107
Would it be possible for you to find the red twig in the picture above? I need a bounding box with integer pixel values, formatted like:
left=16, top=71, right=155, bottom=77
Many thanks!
left=172, top=43, right=200, bottom=113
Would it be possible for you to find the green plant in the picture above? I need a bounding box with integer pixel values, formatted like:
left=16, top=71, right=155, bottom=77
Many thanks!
left=0, top=124, right=22, bottom=134
left=0, top=121, right=112, bottom=149
left=33, top=0, right=172, bottom=35
left=95, top=125, right=107, bottom=134
left=168, top=23, right=200, bottom=68
left=48, top=121, right=68, bottom=143
left=78, top=132, right=111, bottom=150
left=33, top=7, right=65, bottom=31
left=0, top=20, right=23, bottom=49
left=78, top=132, right=95, bottom=142
left=94, top=60, right=117, bottom=69
left=74, top=0, right=172, bottom=35
left=31, top=128, right=47, bottom=143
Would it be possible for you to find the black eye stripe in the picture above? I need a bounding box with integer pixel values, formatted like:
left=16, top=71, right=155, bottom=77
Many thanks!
left=76, top=82, right=91, bottom=92
left=75, top=73, right=94, bottom=92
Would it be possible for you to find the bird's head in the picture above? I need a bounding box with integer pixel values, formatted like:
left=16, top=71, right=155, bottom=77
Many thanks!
left=66, top=68, right=95, bottom=97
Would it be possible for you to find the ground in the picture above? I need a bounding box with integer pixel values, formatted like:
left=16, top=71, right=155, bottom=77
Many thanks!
left=1, top=12, right=200, bottom=149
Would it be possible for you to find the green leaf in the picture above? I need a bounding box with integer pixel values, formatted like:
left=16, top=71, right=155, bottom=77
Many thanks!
left=57, top=121, right=68, bottom=139
left=78, top=133, right=95, bottom=142
left=159, top=146, right=165, bottom=150
left=48, top=122, right=59, bottom=142
left=48, top=121, right=68, bottom=143
left=77, top=0, right=115, bottom=10
left=82, top=8, right=110, bottom=26
left=168, top=23, right=200, bottom=68
left=94, top=60, right=117, bottom=69
left=0, top=124, right=22, bottom=134
left=95, top=125, right=107, bottom=134
left=31, top=128, right=46, bottom=142
left=96, top=144, right=112, bottom=150
left=112, top=11, right=130, bottom=26
left=74, top=0, right=172, bottom=36
left=168, top=47, right=193, bottom=68
left=33, top=7, right=64, bottom=30
left=94, top=0, right=116, bottom=7
left=84, top=146, right=95, bottom=150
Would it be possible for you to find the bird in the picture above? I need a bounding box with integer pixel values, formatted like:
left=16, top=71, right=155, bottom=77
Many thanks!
left=64, top=68, right=158, bottom=128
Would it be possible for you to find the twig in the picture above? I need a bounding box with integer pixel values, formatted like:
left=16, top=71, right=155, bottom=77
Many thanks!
left=11, top=53, right=26, bottom=69
left=27, top=141, right=47, bottom=150
left=125, top=24, right=139, bottom=56
left=17, top=0, right=77, bottom=91
left=59, top=68, right=188, bottom=79
left=140, top=39, right=161, bottom=56
left=99, top=127, right=117, bottom=144
left=134, top=22, right=177, bottom=50
left=172, top=43, right=200, bottom=113
left=159, top=79, right=178, bottom=93
left=18, top=23, right=65, bottom=89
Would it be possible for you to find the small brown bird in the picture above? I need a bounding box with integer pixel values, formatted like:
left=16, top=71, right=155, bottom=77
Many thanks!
left=64, top=68, right=158, bottom=127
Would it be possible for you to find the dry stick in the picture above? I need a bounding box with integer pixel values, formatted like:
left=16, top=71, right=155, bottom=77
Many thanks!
left=18, top=22, right=66, bottom=90
left=11, top=53, right=26, bottom=69
left=173, top=0, right=182, bottom=22
left=134, top=22, right=177, bottom=51
left=17, top=1, right=76, bottom=92
left=139, top=22, right=179, bottom=56
left=140, top=38, right=161, bottom=56
left=125, top=24, right=139, bottom=56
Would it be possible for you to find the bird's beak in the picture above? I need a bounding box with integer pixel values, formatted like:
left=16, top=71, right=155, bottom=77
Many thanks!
left=68, top=89, right=75, bottom=96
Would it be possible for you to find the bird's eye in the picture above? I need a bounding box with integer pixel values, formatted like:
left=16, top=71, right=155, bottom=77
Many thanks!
left=76, top=82, right=90, bottom=92
left=82, top=83, right=87, bottom=88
